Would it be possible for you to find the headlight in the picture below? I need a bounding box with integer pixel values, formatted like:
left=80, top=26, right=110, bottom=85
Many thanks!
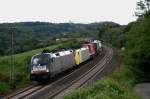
left=46, top=69, right=49, bottom=72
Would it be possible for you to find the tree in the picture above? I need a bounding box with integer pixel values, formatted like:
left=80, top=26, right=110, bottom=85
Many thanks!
left=135, top=0, right=150, bottom=17
left=125, top=10, right=150, bottom=74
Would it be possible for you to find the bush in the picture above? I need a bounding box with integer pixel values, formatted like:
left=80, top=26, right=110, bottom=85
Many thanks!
left=0, top=82, right=10, bottom=94
left=125, top=12, right=150, bottom=76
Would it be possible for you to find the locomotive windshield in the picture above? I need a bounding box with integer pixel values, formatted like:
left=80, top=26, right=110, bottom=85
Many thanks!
left=31, top=54, right=50, bottom=66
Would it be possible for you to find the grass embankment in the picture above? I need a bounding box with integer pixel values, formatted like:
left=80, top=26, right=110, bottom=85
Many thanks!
left=65, top=50, right=141, bottom=99
left=0, top=40, right=81, bottom=94
left=0, top=44, right=60, bottom=94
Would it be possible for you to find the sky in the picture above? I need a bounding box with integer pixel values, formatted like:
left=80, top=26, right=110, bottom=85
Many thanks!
left=0, top=0, right=139, bottom=25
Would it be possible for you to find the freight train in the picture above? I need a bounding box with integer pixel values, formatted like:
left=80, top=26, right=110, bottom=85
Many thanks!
left=30, top=40, right=102, bottom=82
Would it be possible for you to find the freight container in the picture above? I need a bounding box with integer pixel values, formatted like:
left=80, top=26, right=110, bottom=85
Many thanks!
left=83, top=43, right=96, bottom=57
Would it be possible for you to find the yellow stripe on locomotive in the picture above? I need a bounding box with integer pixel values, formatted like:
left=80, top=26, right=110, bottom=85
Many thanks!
left=75, top=49, right=82, bottom=65
left=75, top=48, right=90, bottom=65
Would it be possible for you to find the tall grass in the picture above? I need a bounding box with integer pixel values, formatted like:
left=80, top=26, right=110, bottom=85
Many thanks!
left=65, top=67, right=141, bottom=99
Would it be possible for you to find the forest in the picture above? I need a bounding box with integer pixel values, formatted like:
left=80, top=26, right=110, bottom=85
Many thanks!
left=0, top=22, right=119, bottom=56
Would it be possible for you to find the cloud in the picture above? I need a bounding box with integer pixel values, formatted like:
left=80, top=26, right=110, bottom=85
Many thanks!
left=0, top=0, right=139, bottom=25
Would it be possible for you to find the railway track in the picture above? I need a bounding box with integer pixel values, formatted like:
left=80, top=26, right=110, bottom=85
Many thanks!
left=51, top=47, right=113, bottom=99
left=5, top=47, right=113, bottom=99
left=5, top=82, right=43, bottom=99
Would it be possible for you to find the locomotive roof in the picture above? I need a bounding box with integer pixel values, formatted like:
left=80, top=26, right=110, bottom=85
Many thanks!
left=32, top=50, right=74, bottom=58
left=52, top=50, right=73, bottom=57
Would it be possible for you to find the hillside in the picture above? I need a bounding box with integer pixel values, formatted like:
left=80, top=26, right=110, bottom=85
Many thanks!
left=0, top=22, right=119, bottom=56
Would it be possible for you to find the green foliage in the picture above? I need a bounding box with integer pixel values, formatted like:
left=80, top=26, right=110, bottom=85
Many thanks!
left=98, top=26, right=127, bottom=48
left=0, top=22, right=119, bottom=56
left=135, top=0, right=150, bottom=17
left=0, top=82, right=10, bottom=94
left=65, top=65, right=140, bottom=99
left=67, top=22, right=119, bottom=39
left=0, top=26, right=57, bottom=56
left=125, top=12, right=150, bottom=75
left=58, top=40, right=81, bottom=49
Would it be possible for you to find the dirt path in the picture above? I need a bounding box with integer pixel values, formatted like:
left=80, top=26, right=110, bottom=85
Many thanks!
left=135, top=83, right=150, bottom=99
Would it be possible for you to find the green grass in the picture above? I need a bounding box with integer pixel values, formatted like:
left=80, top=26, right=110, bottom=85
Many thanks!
left=0, top=44, right=61, bottom=94
left=65, top=67, right=141, bottom=99
left=0, top=82, right=10, bottom=94
left=65, top=50, right=141, bottom=99
left=0, top=44, right=61, bottom=74
left=0, top=44, right=60, bottom=60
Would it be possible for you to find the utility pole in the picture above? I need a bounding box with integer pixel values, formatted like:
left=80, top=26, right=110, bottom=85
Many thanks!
left=10, top=28, right=15, bottom=89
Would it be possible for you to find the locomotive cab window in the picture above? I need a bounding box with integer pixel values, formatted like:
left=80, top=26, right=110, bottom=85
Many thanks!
left=55, top=53, right=60, bottom=56
left=33, top=58, right=39, bottom=65
left=31, top=54, right=50, bottom=66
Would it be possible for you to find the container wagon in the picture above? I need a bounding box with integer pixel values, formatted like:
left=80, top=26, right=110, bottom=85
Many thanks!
left=92, top=40, right=102, bottom=55
left=82, top=43, right=96, bottom=57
